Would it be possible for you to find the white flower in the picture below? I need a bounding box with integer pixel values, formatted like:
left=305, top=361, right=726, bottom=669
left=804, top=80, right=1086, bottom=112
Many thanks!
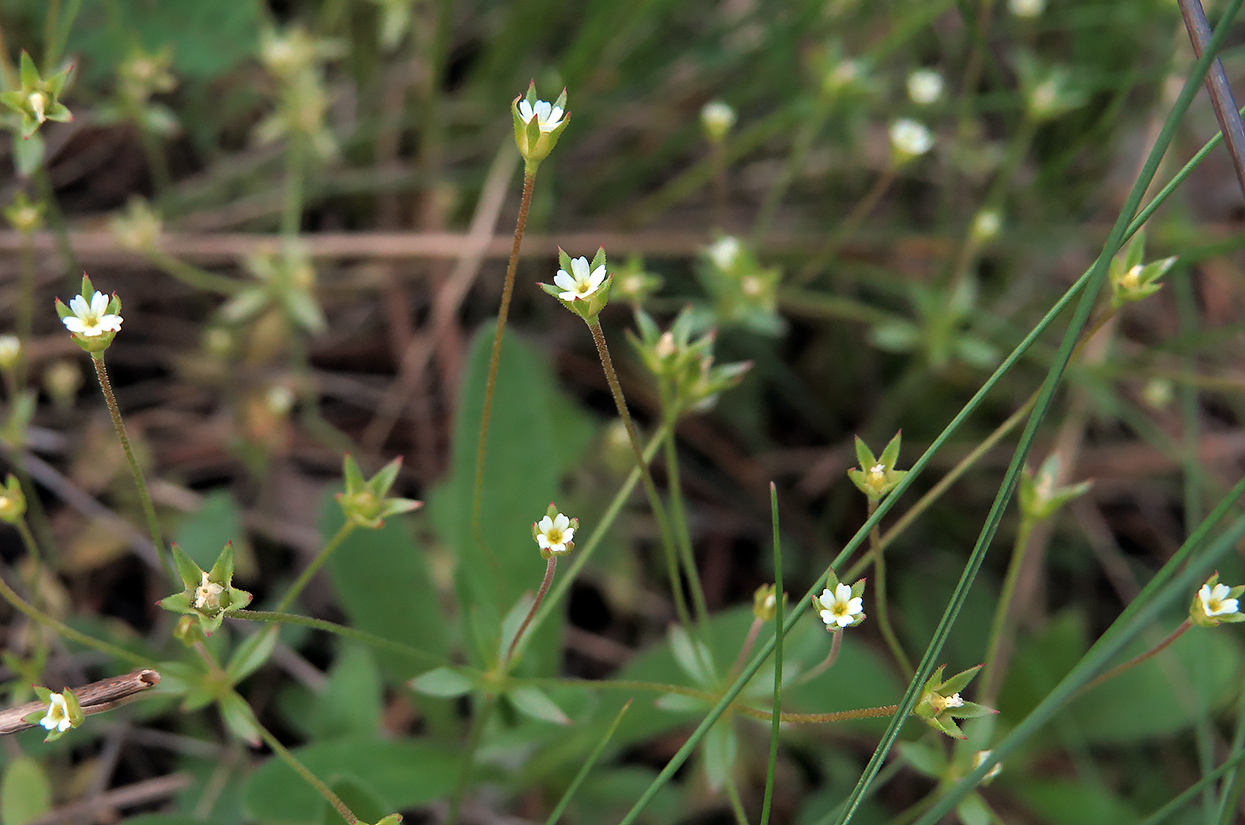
left=907, top=69, right=944, bottom=105
left=890, top=118, right=933, bottom=159
left=944, top=693, right=964, bottom=708
left=972, top=209, right=1002, bottom=242
left=1009, top=0, right=1045, bottom=17
left=62, top=291, right=123, bottom=338
left=29, top=92, right=47, bottom=124
left=194, top=572, right=224, bottom=611
left=40, top=693, right=72, bottom=733
left=707, top=236, right=741, bottom=270
left=518, top=98, right=565, bottom=132
left=700, top=100, right=736, bottom=137
left=554, top=257, right=607, bottom=302
left=817, top=582, right=864, bottom=628
left=536, top=513, right=575, bottom=555
left=1200, top=582, right=1240, bottom=618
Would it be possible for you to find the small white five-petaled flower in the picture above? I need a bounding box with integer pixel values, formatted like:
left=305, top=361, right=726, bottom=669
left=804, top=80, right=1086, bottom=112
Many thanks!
left=536, top=513, right=574, bottom=555
left=707, top=236, right=741, bottom=271
left=518, top=98, right=565, bottom=132
left=1200, top=582, right=1240, bottom=618
left=554, top=257, right=607, bottom=302
left=40, top=692, right=72, bottom=733
left=194, top=572, right=224, bottom=611
left=817, top=582, right=864, bottom=628
left=62, top=291, right=123, bottom=338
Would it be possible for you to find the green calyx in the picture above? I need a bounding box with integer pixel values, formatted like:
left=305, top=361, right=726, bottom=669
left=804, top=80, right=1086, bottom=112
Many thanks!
left=159, top=543, right=253, bottom=636
left=337, top=454, right=422, bottom=529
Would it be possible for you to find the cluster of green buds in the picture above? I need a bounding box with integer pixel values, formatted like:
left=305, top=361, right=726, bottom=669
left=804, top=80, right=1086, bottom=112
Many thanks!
left=1015, top=53, right=1084, bottom=122
left=222, top=242, right=326, bottom=334
left=1190, top=573, right=1242, bottom=628
left=628, top=306, right=751, bottom=417
left=512, top=81, right=569, bottom=173
left=914, top=663, right=996, bottom=739
left=110, top=197, right=163, bottom=253
left=611, top=256, right=663, bottom=306
left=4, top=191, right=45, bottom=233
left=847, top=433, right=907, bottom=502
left=540, top=248, right=612, bottom=321
left=698, top=236, right=784, bottom=335
left=337, top=454, right=422, bottom=529
left=868, top=277, right=998, bottom=371
left=254, top=27, right=343, bottom=158
left=25, top=687, right=83, bottom=742
left=1108, top=231, right=1175, bottom=308
left=1017, top=453, right=1092, bottom=523
left=752, top=583, right=785, bottom=621
left=1, top=52, right=73, bottom=139
left=98, top=46, right=179, bottom=138
left=160, top=543, right=253, bottom=637
left=55, top=274, right=123, bottom=354
left=0, top=474, right=25, bottom=523
left=810, top=42, right=871, bottom=101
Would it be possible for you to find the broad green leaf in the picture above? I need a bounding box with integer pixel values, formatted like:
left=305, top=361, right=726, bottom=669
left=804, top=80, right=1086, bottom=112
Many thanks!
left=227, top=626, right=278, bottom=684
left=1010, top=777, right=1141, bottom=825
left=321, top=777, right=386, bottom=825
left=243, top=738, right=459, bottom=825
left=1, top=757, right=51, bottom=825
left=219, top=692, right=259, bottom=746
left=701, top=719, right=737, bottom=793
left=410, top=667, right=475, bottom=698
left=174, top=490, right=249, bottom=576
left=426, top=326, right=594, bottom=673
left=321, top=493, right=448, bottom=682
left=508, top=685, right=570, bottom=725
left=311, top=644, right=383, bottom=740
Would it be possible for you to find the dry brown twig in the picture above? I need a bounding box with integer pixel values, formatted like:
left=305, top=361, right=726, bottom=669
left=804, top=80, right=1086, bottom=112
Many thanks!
left=0, top=669, right=161, bottom=735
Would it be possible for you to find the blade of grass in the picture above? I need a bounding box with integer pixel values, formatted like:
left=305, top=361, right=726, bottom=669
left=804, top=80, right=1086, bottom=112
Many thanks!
left=540, top=700, right=633, bottom=825
left=759, top=483, right=783, bottom=825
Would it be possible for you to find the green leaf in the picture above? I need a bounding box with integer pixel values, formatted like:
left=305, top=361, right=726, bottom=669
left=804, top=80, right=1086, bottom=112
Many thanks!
left=1, top=757, right=51, bottom=825
left=425, top=326, right=594, bottom=672
left=321, top=777, right=386, bottom=825
left=321, top=493, right=448, bottom=682
left=701, top=719, right=737, bottom=793
left=311, top=645, right=383, bottom=739
left=175, top=490, right=248, bottom=574
left=409, top=667, right=475, bottom=698
left=243, top=739, right=459, bottom=825
left=219, top=691, right=260, bottom=746
left=227, top=626, right=278, bottom=685
left=12, top=132, right=44, bottom=178
left=507, top=685, right=571, bottom=725
left=1010, top=776, right=1141, bottom=825
left=668, top=625, right=714, bottom=686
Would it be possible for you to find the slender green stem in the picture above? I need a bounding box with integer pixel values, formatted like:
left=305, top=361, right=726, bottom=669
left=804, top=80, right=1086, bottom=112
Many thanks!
left=980, top=517, right=1035, bottom=704
left=796, top=167, right=897, bottom=285
left=504, top=557, right=557, bottom=665
left=252, top=708, right=357, bottom=824
left=796, top=629, right=843, bottom=685
left=541, top=701, right=632, bottom=825
left=472, top=171, right=535, bottom=580
left=753, top=98, right=832, bottom=241
left=275, top=522, right=355, bottom=613
left=867, top=501, right=913, bottom=676
left=16, top=229, right=35, bottom=389
left=760, top=483, right=784, bottom=825
left=710, top=141, right=728, bottom=230
left=1080, top=619, right=1193, bottom=695
left=148, top=249, right=244, bottom=295
left=33, top=168, right=78, bottom=278
left=14, top=517, right=44, bottom=591
left=662, top=400, right=709, bottom=628
left=587, top=319, right=688, bottom=629
left=232, top=609, right=443, bottom=668
left=508, top=426, right=667, bottom=665
left=281, top=133, right=306, bottom=238
left=0, top=561, right=151, bottom=668
left=91, top=353, right=172, bottom=583
left=724, top=775, right=750, bottom=825
left=729, top=618, right=764, bottom=681
left=445, top=693, right=497, bottom=825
